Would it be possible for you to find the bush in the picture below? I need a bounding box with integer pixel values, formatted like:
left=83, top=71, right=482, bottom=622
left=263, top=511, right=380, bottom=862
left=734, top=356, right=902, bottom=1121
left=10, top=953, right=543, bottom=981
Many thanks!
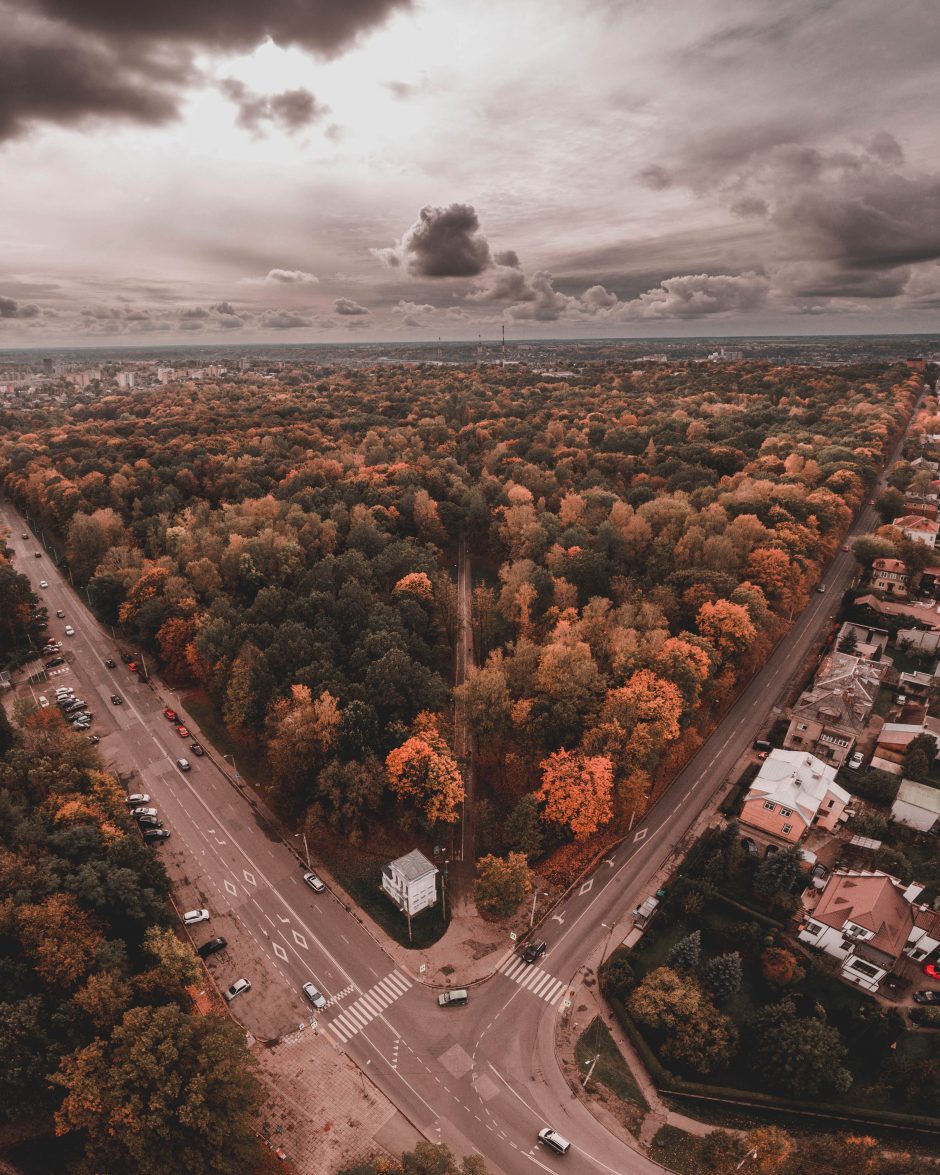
left=601, top=948, right=636, bottom=1001
left=849, top=769, right=900, bottom=807
left=910, top=1005, right=940, bottom=1027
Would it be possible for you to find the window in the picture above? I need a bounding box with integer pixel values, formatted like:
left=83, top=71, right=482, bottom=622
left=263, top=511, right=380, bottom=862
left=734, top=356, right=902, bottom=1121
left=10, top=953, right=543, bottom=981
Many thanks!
left=763, top=801, right=775, bottom=812
left=780, top=807, right=792, bottom=817
left=797, top=723, right=808, bottom=731
left=827, top=799, right=835, bottom=808
left=782, top=823, right=792, bottom=834
left=804, top=920, right=822, bottom=935
left=847, top=958, right=880, bottom=979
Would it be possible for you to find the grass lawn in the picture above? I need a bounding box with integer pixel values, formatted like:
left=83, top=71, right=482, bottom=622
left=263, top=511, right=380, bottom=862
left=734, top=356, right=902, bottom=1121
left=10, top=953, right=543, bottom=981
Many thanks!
left=315, top=835, right=451, bottom=949
left=181, top=688, right=266, bottom=791
left=574, top=1017, right=650, bottom=1113
left=648, top=1125, right=701, bottom=1175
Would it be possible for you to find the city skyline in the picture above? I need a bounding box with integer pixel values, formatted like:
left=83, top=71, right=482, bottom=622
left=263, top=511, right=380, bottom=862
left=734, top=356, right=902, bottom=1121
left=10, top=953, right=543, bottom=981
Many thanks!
left=1, top=0, right=938, bottom=345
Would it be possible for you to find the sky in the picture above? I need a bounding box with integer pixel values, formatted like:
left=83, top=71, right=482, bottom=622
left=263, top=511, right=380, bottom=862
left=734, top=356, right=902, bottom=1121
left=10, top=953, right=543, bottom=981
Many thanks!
left=1, top=0, right=939, bottom=346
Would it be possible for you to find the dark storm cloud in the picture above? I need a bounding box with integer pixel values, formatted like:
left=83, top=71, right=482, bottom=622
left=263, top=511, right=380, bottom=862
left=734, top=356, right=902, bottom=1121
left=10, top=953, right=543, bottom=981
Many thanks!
left=219, top=79, right=326, bottom=134
left=1, top=0, right=408, bottom=140
left=0, top=296, right=41, bottom=319
left=260, top=311, right=311, bottom=329
left=375, top=204, right=493, bottom=277
left=333, top=298, right=370, bottom=315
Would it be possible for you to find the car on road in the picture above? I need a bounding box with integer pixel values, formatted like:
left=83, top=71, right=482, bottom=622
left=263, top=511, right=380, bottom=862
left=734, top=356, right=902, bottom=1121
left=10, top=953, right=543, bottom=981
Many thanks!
left=137, top=816, right=164, bottom=830
left=143, top=829, right=170, bottom=843
left=197, top=937, right=227, bottom=959
left=126, top=794, right=150, bottom=805
left=104, top=658, right=116, bottom=668
left=438, top=989, right=469, bottom=1008
left=21, top=532, right=27, bottom=539
left=110, top=693, right=122, bottom=704
left=132, top=807, right=158, bottom=818
left=34, top=552, right=42, bottom=559
left=521, top=940, right=547, bottom=965
left=44, top=657, right=65, bottom=668
left=303, top=872, right=326, bottom=893
left=176, top=724, right=190, bottom=737
left=224, top=978, right=251, bottom=1002
left=39, top=579, right=48, bottom=588
left=816, top=584, right=826, bottom=593
left=913, top=990, right=940, bottom=1004
left=183, top=909, right=210, bottom=926
left=842, top=544, right=850, bottom=552
left=848, top=751, right=865, bottom=770
left=924, top=962, right=940, bottom=980
left=37, top=695, right=49, bottom=708
left=120, top=652, right=133, bottom=664
left=163, top=708, right=178, bottom=722
left=64, top=625, right=75, bottom=636
left=537, top=1127, right=571, bottom=1155
left=128, top=661, right=139, bottom=673
left=56, top=609, right=65, bottom=618
left=86, top=735, right=100, bottom=745
left=190, top=742, right=204, bottom=756
left=177, top=758, right=191, bottom=772
left=302, top=982, right=327, bottom=1009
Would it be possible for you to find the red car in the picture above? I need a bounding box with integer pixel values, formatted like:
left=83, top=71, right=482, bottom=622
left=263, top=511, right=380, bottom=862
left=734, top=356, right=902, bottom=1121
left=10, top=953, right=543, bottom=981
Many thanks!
left=128, top=661, right=139, bottom=673
left=176, top=724, right=190, bottom=738
left=163, top=709, right=178, bottom=722
left=924, top=962, right=940, bottom=980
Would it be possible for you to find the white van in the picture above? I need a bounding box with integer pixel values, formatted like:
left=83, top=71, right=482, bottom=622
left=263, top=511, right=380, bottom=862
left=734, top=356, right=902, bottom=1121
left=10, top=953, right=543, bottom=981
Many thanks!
left=537, top=1127, right=571, bottom=1155
left=437, top=989, right=469, bottom=1007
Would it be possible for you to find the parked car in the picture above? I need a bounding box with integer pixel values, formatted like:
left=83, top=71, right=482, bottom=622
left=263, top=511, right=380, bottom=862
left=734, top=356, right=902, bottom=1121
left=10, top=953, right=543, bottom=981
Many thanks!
left=913, top=990, right=940, bottom=1004
left=45, top=657, right=66, bottom=668
left=55, top=609, right=65, bottom=618
left=120, top=652, right=133, bottom=664
left=132, top=806, right=158, bottom=818
left=39, top=579, right=48, bottom=588
left=21, top=532, right=27, bottom=539
left=302, top=982, right=327, bottom=1009
left=34, top=551, right=41, bottom=559
left=128, top=662, right=138, bottom=673
left=126, top=794, right=150, bottom=805
left=303, top=872, right=326, bottom=893
left=110, top=693, right=123, bottom=705
left=137, top=816, right=163, bottom=830
left=224, top=978, right=251, bottom=1002
left=163, top=708, right=178, bottom=722
left=190, top=742, right=205, bottom=756
left=177, top=758, right=191, bottom=772
left=895, top=694, right=907, bottom=705
left=438, top=989, right=469, bottom=1007
left=143, top=829, right=170, bottom=842
left=55, top=686, right=73, bottom=696
left=104, top=658, right=116, bottom=668
left=521, top=940, right=547, bottom=965
left=924, top=962, right=940, bottom=980
left=848, top=751, right=865, bottom=770
left=816, top=584, right=826, bottom=593
left=86, top=734, right=100, bottom=745
left=64, top=625, right=75, bottom=636
left=183, top=909, right=210, bottom=926
left=37, top=695, right=49, bottom=708
left=176, top=724, right=190, bottom=738
left=197, top=937, right=227, bottom=959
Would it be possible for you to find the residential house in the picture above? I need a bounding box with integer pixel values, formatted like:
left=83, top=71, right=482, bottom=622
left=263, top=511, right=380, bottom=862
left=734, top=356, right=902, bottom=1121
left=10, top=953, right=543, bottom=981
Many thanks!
left=783, top=651, right=887, bottom=767
left=870, top=558, right=909, bottom=597
left=871, top=716, right=940, bottom=775
left=891, top=778, right=940, bottom=832
left=739, top=750, right=852, bottom=857
left=892, top=515, right=939, bottom=549
left=799, top=870, right=940, bottom=991
left=903, top=498, right=938, bottom=520
left=897, top=627, right=940, bottom=656
left=834, top=621, right=889, bottom=661
left=898, top=669, right=935, bottom=702
left=381, top=849, right=438, bottom=917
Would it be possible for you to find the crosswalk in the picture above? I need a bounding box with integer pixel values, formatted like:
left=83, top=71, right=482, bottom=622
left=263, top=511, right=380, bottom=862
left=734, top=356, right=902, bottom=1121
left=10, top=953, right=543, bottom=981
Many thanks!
left=327, top=970, right=412, bottom=1043
left=498, top=956, right=566, bottom=1006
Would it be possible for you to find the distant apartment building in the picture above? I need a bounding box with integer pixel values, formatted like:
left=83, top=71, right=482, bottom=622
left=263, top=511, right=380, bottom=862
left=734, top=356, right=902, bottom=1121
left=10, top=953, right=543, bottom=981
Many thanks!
left=739, top=750, right=852, bottom=857
left=799, top=871, right=940, bottom=991
left=892, top=515, right=939, bottom=549
left=870, top=558, right=909, bottom=597
left=783, top=651, right=886, bottom=767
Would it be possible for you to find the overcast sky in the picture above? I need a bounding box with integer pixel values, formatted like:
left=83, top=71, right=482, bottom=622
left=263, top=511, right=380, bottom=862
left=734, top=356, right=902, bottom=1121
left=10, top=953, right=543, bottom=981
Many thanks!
left=1, top=0, right=938, bottom=346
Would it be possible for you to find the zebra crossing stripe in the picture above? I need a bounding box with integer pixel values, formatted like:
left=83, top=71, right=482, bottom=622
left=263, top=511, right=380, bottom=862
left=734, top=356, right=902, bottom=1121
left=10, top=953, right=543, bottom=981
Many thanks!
left=499, top=957, right=565, bottom=1005
left=541, top=979, right=565, bottom=1004
left=329, top=1022, right=349, bottom=1043
left=359, top=992, right=384, bottom=1016
left=325, top=970, right=413, bottom=1044
left=345, top=1003, right=370, bottom=1029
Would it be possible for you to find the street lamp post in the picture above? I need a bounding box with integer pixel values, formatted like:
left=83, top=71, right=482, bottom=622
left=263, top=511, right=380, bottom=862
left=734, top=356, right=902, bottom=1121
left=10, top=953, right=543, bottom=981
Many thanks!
left=530, top=889, right=549, bottom=928
left=137, top=650, right=149, bottom=679
left=223, top=753, right=240, bottom=782
left=294, top=831, right=311, bottom=871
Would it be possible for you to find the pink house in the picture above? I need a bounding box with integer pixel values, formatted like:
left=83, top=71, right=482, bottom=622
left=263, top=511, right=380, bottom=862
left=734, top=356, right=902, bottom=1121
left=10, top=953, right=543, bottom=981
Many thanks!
left=739, top=749, right=852, bottom=856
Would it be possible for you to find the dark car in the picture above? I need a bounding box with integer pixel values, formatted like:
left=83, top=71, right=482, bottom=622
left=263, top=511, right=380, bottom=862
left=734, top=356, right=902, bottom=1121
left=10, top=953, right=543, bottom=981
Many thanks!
left=143, top=828, right=170, bottom=842
left=45, top=657, right=66, bottom=668
left=34, top=551, right=41, bottom=558
left=190, top=742, right=205, bottom=756
left=913, top=990, right=940, bottom=1004
left=137, top=816, right=164, bottom=830
left=120, top=652, right=133, bottom=664
left=21, top=532, right=28, bottom=539
left=110, top=694, right=122, bottom=705
left=104, top=658, right=116, bottom=668
left=521, top=939, right=547, bottom=965
left=197, top=936, right=227, bottom=959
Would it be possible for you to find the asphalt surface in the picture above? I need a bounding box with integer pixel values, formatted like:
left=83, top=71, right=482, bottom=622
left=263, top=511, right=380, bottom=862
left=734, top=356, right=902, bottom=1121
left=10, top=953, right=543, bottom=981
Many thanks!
left=0, top=403, right=918, bottom=1175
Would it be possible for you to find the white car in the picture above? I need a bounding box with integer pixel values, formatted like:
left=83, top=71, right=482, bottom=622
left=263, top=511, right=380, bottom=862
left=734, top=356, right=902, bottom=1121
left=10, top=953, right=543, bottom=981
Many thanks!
left=303, top=872, right=326, bottom=893
left=224, top=978, right=251, bottom=1002
left=55, top=687, right=74, bottom=697
left=38, top=695, right=49, bottom=708
left=126, top=793, right=150, bottom=805
left=848, top=751, right=865, bottom=770
left=64, top=625, right=75, bottom=636
left=177, top=758, right=191, bottom=772
left=131, top=806, right=158, bottom=818
left=183, top=909, right=210, bottom=926
left=39, top=579, right=48, bottom=588
left=302, top=982, right=327, bottom=1009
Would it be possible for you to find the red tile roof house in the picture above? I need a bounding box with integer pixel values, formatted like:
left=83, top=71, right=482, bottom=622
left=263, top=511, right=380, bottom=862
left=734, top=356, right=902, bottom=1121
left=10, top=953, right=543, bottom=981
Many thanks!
left=892, top=515, right=940, bottom=549
left=798, top=871, right=940, bottom=992
left=870, top=558, right=909, bottom=597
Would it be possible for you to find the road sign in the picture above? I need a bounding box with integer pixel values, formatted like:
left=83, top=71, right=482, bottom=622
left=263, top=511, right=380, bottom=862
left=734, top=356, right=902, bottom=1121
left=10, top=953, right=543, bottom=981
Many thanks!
left=509, top=931, right=517, bottom=941
left=418, top=963, right=427, bottom=974
left=562, top=999, right=571, bottom=1009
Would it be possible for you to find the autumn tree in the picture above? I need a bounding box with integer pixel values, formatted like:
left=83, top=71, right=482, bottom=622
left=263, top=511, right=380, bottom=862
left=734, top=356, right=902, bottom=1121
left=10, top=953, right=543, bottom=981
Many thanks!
left=474, top=853, right=532, bottom=918
left=748, top=999, right=852, bottom=1097
left=536, top=748, right=613, bottom=840
left=697, top=599, right=757, bottom=661
left=15, top=893, right=103, bottom=988
left=266, top=685, right=341, bottom=811
left=386, top=714, right=464, bottom=824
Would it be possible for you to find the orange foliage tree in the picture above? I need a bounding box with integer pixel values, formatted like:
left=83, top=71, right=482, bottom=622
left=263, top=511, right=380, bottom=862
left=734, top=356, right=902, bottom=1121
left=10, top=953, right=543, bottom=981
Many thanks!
left=385, top=714, right=464, bottom=824
left=537, top=748, right=614, bottom=840
left=696, top=599, right=757, bottom=661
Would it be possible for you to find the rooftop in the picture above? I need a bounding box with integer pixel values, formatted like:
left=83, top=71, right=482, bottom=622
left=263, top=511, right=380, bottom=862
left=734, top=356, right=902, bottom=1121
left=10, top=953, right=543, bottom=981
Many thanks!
left=745, top=749, right=850, bottom=828
left=894, top=778, right=940, bottom=816
left=812, top=871, right=915, bottom=958
left=388, top=848, right=438, bottom=883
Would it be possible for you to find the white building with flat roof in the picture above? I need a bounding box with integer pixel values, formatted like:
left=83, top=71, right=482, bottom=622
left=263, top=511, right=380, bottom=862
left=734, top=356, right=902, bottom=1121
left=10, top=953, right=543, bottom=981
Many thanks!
left=382, top=849, right=438, bottom=917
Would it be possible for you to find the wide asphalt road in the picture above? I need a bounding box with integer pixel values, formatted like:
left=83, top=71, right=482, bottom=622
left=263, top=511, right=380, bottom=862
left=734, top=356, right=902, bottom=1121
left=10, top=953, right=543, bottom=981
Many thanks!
left=0, top=395, right=920, bottom=1175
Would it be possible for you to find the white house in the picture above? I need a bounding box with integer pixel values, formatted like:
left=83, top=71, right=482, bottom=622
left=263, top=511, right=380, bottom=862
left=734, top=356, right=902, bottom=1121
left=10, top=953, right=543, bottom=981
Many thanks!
left=891, top=778, right=940, bottom=832
left=798, top=870, right=940, bottom=991
left=892, top=515, right=939, bottom=549
left=382, top=849, right=438, bottom=917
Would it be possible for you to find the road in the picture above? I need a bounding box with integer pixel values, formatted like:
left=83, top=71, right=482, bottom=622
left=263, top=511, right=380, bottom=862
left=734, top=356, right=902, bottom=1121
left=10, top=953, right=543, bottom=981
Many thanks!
left=0, top=398, right=919, bottom=1175
left=453, top=534, right=477, bottom=905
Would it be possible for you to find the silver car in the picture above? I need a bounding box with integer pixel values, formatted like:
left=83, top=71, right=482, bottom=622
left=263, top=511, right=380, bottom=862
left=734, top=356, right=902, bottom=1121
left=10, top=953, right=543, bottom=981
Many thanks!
left=302, top=982, right=327, bottom=1009
left=224, top=978, right=251, bottom=1002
